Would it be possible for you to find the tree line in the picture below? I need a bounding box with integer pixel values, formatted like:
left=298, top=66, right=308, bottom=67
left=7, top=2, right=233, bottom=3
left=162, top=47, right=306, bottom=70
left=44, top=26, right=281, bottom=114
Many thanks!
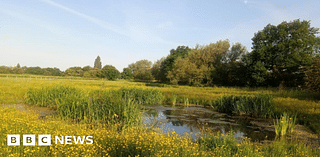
left=1, top=19, right=319, bottom=92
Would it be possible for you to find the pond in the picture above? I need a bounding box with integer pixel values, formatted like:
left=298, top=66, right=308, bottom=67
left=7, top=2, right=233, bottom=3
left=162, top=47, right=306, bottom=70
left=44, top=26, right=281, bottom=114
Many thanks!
left=2, top=104, right=276, bottom=142
left=142, top=105, right=276, bottom=142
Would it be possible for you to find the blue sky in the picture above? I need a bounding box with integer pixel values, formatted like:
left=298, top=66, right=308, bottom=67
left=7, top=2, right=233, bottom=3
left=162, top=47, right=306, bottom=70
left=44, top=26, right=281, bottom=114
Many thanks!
left=1, top=0, right=320, bottom=71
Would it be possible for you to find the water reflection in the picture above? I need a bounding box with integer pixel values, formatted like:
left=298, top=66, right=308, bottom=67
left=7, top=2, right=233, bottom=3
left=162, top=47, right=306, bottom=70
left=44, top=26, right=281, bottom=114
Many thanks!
left=142, top=105, right=276, bottom=142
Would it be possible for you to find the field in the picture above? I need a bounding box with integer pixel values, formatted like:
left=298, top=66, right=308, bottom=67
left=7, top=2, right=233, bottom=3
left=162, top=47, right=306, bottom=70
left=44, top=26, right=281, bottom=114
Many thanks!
left=0, top=74, right=320, bottom=156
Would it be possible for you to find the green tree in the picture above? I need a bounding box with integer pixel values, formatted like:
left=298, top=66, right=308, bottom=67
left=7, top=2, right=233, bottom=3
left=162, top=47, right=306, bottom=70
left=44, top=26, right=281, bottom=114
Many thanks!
left=64, top=67, right=83, bottom=77
left=16, top=63, right=20, bottom=68
left=247, top=19, right=320, bottom=87
left=0, top=66, right=12, bottom=74
left=44, top=67, right=61, bottom=76
left=151, top=57, right=165, bottom=81
left=187, top=40, right=230, bottom=85
left=212, top=43, right=248, bottom=86
left=101, top=65, right=120, bottom=80
left=304, top=56, right=320, bottom=93
left=159, top=46, right=191, bottom=82
left=167, top=57, right=206, bottom=86
left=128, top=59, right=154, bottom=81
left=121, top=68, right=133, bottom=80
left=82, top=65, right=92, bottom=72
left=25, top=67, right=45, bottom=75
left=94, top=56, right=102, bottom=69
left=89, top=68, right=102, bottom=78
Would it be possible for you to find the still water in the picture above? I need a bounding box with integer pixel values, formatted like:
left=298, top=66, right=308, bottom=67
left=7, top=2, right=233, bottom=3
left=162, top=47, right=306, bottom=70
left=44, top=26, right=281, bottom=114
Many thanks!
left=142, top=105, right=276, bottom=142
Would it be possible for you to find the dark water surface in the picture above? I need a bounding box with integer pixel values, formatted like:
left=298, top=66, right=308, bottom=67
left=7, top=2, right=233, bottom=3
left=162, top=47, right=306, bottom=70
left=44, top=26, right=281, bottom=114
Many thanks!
left=142, top=105, right=276, bottom=142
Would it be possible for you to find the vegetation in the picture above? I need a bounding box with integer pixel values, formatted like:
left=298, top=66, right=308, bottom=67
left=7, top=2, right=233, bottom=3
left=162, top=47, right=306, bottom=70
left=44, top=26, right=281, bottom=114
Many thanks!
left=159, top=46, right=191, bottom=82
left=304, top=56, right=320, bottom=93
left=121, top=67, right=134, bottom=80
left=64, top=66, right=84, bottom=77
left=128, top=59, right=154, bottom=81
left=25, top=85, right=163, bottom=126
left=211, top=94, right=276, bottom=118
left=245, top=19, right=320, bottom=87
left=151, top=57, right=166, bottom=81
left=94, top=55, right=102, bottom=69
left=101, top=65, right=121, bottom=81
left=1, top=106, right=319, bottom=156
left=0, top=76, right=320, bottom=156
left=274, top=112, right=297, bottom=137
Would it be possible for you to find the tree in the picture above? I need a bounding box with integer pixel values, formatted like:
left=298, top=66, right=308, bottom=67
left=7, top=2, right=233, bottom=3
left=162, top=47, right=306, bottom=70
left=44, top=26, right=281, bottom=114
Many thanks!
left=25, top=67, right=45, bottom=75
left=88, top=68, right=102, bottom=78
left=128, top=59, right=154, bottom=81
left=151, top=57, right=165, bottom=81
left=43, top=67, right=61, bottom=76
left=188, top=40, right=230, bottom=85
left=121, top=68, right=133, bottom=80
left=246, top=19, right=320, bottom=87
left=16, top=63, right=21, bottom=68
left=82, top=65, right=92, bottom=72
left=101, top=65, right=120, bottom=80
left=167, top=57, right=206, bottom=86
left=304, top=56, right=320, bottom=93
left=212, top=43, right=248, bottom=86
left=159, top=46, right=191, bottom=82
left=94, top=56, right=102, bottom=69
left=64, top=67, right=83, bottom=77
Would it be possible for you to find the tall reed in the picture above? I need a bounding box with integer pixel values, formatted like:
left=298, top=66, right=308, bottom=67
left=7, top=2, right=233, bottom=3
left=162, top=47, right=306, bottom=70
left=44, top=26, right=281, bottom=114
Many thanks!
left=211, top=93, right=275, bottom=118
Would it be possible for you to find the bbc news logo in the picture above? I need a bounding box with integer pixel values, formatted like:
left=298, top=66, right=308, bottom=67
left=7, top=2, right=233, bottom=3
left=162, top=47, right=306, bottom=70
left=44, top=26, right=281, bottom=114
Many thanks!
left=7, top=134, right=93, bottom=146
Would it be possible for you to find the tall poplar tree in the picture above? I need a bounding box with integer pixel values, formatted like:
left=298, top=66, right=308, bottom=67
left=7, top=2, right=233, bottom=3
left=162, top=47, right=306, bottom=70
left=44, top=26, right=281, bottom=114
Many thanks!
left=94, top=56, right=102, bottom=69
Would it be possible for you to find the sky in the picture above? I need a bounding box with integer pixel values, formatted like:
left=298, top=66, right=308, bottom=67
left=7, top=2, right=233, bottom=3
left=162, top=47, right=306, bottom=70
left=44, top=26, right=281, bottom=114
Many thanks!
left=1, top=0, right=320, bottom=71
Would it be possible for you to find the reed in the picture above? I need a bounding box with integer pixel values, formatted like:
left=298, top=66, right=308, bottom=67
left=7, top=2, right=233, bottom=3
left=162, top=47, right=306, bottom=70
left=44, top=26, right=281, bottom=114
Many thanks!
left=274, top=112, right=297, bottom=137
left=171, top=94, right=177, bottom=106
left=25, top=86, right=164, bottom=127
left=211, top=93, right=275, bottom=118
left=183, top=97, right=189, bottom=107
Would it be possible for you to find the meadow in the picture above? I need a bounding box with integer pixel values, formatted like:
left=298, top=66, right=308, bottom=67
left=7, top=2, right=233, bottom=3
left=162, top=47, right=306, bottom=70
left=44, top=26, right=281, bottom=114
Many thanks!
left=0, top=74, right=320, bottom=156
